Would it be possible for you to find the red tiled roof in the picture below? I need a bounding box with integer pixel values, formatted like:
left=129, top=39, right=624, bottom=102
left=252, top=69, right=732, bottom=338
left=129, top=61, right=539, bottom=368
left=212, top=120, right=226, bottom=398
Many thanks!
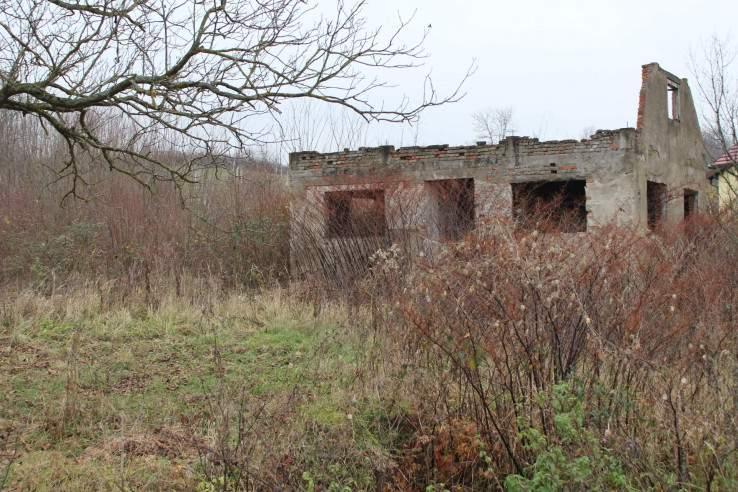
left=713, top=144, right=738, bottom=170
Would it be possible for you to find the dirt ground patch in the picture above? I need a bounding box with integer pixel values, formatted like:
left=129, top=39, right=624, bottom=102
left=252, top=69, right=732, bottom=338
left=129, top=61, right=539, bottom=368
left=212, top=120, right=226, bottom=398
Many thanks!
left=82, top=426, right=209, bottom=462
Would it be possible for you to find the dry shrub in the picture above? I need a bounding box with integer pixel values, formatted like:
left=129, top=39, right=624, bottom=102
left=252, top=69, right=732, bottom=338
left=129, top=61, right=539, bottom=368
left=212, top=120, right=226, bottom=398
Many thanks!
left=0, top=165, right=290, bottom=294
left=368, top=214, right=738, bottom=488
left=289, top=180, right=426, bottom=305
left=391, top=417, right=488, bottom=490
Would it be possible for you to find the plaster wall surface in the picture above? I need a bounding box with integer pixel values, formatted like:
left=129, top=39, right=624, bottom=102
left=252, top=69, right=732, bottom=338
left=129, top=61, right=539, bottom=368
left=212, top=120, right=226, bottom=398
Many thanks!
left=288, top=63, right=711, bottom=275
left=634, top=63, right=711, bottom=226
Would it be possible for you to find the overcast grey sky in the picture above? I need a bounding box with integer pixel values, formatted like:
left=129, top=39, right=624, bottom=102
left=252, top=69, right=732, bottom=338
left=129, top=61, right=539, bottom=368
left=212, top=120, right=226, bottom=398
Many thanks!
left=346, top=0, right=738, bottom=148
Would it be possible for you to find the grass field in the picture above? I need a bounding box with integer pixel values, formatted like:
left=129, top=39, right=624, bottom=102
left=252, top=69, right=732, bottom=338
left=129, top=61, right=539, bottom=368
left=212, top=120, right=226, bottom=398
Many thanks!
left=2, top=220, right=737, bottom=490
left=1, top=288, right=405, bottom=490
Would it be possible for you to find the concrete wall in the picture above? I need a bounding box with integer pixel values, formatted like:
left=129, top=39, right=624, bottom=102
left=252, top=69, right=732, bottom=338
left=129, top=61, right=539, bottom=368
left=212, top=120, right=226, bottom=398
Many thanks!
left=289, top=129, right=639, bottom=233
left=288, top=63, right=711, bottom=274
left=635, top=63, right=711, bottom=226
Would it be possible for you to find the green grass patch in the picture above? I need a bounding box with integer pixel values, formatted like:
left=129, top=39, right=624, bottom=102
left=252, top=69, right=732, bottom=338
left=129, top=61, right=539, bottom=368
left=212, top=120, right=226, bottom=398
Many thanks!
left=1, top=292, right=386, bottom=490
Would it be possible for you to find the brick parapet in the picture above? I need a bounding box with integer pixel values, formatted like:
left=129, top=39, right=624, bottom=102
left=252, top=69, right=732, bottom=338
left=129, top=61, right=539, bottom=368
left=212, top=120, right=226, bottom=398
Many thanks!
left=289, top=129, right=638, bottom=181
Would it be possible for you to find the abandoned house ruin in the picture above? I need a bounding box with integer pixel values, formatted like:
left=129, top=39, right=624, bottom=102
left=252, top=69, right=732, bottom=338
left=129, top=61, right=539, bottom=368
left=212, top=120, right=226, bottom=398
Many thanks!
left=288, top=63, right=710, bottom=275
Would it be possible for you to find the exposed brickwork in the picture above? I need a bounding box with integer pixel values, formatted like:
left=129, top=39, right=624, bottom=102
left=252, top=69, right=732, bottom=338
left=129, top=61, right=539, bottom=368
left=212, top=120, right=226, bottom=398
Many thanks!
left=637, top=64, right=652, bottom=130
left=289, top=63, right=711, bottom=275
left=290, top=130, right=637, bottom=185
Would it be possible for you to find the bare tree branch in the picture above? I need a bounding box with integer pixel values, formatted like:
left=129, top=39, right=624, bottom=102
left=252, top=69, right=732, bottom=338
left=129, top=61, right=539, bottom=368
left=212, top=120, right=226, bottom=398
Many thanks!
left=0, top=0, right=472, bottom=197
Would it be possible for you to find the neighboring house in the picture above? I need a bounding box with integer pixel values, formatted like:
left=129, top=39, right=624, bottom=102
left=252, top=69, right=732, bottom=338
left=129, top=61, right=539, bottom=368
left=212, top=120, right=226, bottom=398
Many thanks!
left=289, top=63, right=711, bottom=276
left=710, top=144, right=738, bottom=209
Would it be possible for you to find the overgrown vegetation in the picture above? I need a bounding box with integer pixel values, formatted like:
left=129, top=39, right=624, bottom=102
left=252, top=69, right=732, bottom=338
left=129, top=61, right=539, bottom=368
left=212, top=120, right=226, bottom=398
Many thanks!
left=2, top=1, right=735, bottom=488
left=2, top=108, right=738, bottom=492
left=356, top=212, right=737, bottom=490
left=0, top=112, right=290, bottom=291
left=3, top=189, right=737, bottom=490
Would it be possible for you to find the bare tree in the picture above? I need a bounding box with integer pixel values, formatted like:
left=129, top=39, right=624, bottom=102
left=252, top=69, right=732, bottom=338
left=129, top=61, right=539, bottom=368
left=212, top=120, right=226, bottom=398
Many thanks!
left=580, top=125, right=597, bottom=140
left=276, top=100, right=369, bottom=156
left=327, top=106, right=370, bottom=151
left=690, top=35, right=738, bottom=202
left=0, top=0, right=470, bottom=197
left=277, top=100, right=332, bottom=155
left=472, top=106, right=514, bottom=144
left=702, top=127, right=726, bottom=160
left=690, top=35, right=738, bottom=455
